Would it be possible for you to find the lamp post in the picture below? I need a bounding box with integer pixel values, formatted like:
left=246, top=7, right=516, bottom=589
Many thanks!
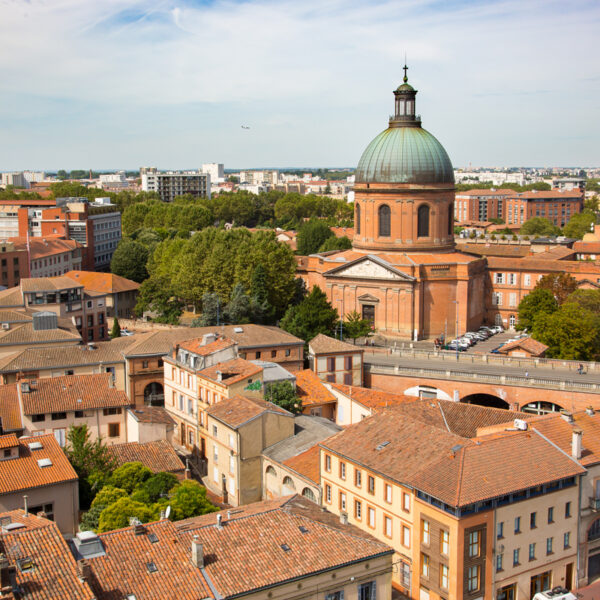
left=337, top=299, right=344, bottom=341
left=450, top=299, right=459, bottom=361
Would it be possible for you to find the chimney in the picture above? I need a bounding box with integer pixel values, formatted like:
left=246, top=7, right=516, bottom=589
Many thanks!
left=216, top=514, right=223, bottom=529
left=561, top=411, right=574, bottom=424
left=572, top=429, right=583, bottom=460
left=587, top=406, right=595, bottom=416
left=340, top=511, right=348, bottom=525
left=191, top=536, right=204, bottom=568
left=174, top=344, right=180, bottom=359
left=108, top=375, right=115, bottom=388
left=216, top=370, right=223, bottom=383
left=77, top=559, right=92, bottom=582
left=227, top=510, right=231, bottom=520
left=23, top=495, right=28, bottom=516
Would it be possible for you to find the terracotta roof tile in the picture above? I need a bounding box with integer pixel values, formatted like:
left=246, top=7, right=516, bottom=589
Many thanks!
left=107, top=440, right=185, bottom=474
left=0, top=322, right=81, bottom=346
left=199, top=357, right=262, bottom=386
left=127, top=406, right=175, bottom=425
left=283, top=444, right=321, bottom=484
left=0, top=510, right=95, bottom=599
left=19, top=374, right=130, bottom=415
left=0, top=434, right=78, bottom=495
left=0, top=384, right=22, bottom=432
left=497, top=336, right=548, bottom=356
left=20, top=276, right=84, bottom=293
left=0, top=310, right=33, bottom=323
left=296, top=369, right=337, bottom=406
left=0, top=433, right=19, bottom=449
left=309, top=333, right=363, bottom=354
left=207, top=394, right=291, bottom=428
left=63, top=270, right=140, bottom=293
left=7, top=237, right=83, bottom=260
left=178, top=336, right=236, bottom=355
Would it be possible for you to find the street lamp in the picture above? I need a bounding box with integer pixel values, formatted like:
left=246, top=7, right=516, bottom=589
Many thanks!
left=450, top=299, right=459, bottom=360
left=337, top=299, right=344, bottom=341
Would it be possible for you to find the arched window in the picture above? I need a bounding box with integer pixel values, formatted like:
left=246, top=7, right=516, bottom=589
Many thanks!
left=378, top=204, right=391, bottom=237
left=448, top=203, right=454, bottom=235
left=302, top=487, right=316, bottom=502
left=356, top=203, right=361, bottom=235
left=282, top=476, right=296, bottom=494
left=589, top=519, right=600, bottom=541
left=417, top=204, right=430, bottom=238
left=265, top=466, right=276, bottom=477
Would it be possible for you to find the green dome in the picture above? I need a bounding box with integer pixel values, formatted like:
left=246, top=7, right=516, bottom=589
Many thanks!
left=355, top=126, right=454, bottom=185
left=395, top=83, right=415, bottom=92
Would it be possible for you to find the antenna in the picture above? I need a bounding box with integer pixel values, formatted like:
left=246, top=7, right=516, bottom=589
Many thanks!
left=165, top=505, right=171, bottom=519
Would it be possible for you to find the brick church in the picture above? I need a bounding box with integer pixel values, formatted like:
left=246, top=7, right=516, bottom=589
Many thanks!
left=297, top=68, right=488, bottom=340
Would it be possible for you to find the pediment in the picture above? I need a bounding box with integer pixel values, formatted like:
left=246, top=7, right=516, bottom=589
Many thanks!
left=324, top=255, right=414, bottom=281
left=358, top=293, right=379, bottom=303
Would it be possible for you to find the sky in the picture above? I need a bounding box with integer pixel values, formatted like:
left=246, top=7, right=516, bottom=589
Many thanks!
left=0, top=0, right=599, bottom=171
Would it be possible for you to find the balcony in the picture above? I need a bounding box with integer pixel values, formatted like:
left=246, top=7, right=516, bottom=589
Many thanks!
left=590, top=497, right=600, bottom=511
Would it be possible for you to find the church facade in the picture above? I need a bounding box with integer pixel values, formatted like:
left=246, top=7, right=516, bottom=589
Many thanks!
left=297, top=71, right=488, bottom=340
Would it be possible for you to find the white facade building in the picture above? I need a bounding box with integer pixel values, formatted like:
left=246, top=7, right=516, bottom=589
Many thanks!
left=202, top=163, right=225, bottom=183
left=141, top=171, right=211, bottom=202
left=239, top=170, right=279, bottom=185
left=1, top=172, right=30, bottom=189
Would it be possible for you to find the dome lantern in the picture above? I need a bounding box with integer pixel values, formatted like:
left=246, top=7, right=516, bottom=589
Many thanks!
left=391, top=64, right=420, bottom=127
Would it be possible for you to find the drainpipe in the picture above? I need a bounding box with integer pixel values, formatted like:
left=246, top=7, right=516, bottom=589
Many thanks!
left=576, top=472, right=583, bottom=589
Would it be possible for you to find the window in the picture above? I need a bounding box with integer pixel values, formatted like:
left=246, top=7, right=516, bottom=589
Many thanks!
left=441, top=564, right=449, bottom=589
left=384, top=515, right=392, bottom=537
left=213, top=445, right=218, bottom=461
left=325, top=592, right=344, bottom=600
left=327, top=357, right=335, bottom=372
left=212, top=425, right=218, bottom=436
left=545, top=537, right=554, bottom=555
left=358, top=582, right=376, bottom=600
left=524, top=274, right=531, bottom=286
left=403, top=525, right=411, bottom=548
left=385, top=483, right=392, bottom=503
left=368, top=507, right=375, bottom=528
left=496, top=553, right=503, bottom=572
left=213, top=466, right=219, bottom=483
left=422, top=520, right=430, bottom=545
left=285, top=348, right=291, bottom=357
left=255, top=351, right=261, bottom=359
left=229, top=433, right=234, bottom=448
left=403, top=493, right=410, bottom=511
left=54, top=428, right=66, bottom=447
left=271, top=350, right=276, bottom=358
left=108, top=423, right=120, bottom=438
left=564, top=532, right=570, bottom=548
left=515, top=516, right=521, bottom=533
left=548, top=506, right=554, bottom=523
left=421, top=554, right=430, bottom=577
left=508, top=273, right=516, bottom=285
left=3, top=449, right=10, bottom=458
left=29, top=503, right=54, bottom=520
left=467, top=566, right=479, bottom=592
left=355, top=500, right=362, bottom=519
left=529, top=543, right=536, bottom=561
left=495, top=272, right=505, bottom=284
left=441, top=530, right=449, bottom=555
left=378, top=204, right=391, bottom=237
left=448, top=203, right=454, bottom=235
left=468, top=530, right=479, bottom=557
left=339, top=462, right=346, bottom=480
left=325, top=454, right=331, bottom=472
left=509, top=292, right=517, bottom=307
left=417, top=204, right=430, bottom=237
left=356, top=203, right=361, bottom=235
left=51, top=412, right=67, bottom=420
left=179, top=394, right=184, bottom=411
left=565, top=502, right=572, bottom=518
left=492, top=292, right=503, bottom=306
left=31, top=414, right=45, bottom=423
left=355, top=468, right=362, bottom=487
left=103, top=408, right=121, bottom=416
left=368, top=475, right=375, bottom=494
left=325, top=484, right=332, bottom=503
left=513, top=548, right=520, bottom=566
left=530, top=571, right=551, bottom=597
left=530, top=512, right=537, bottom=529
left=339, top=492, right=346, bottom=511
left=497, top=521, right=504, bottom=539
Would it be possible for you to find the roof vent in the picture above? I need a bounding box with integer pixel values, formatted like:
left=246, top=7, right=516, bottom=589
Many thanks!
left=234, top=327, right=243, bottom=333
left=375, top=441, right=390, bottom=451
left=561, top=411, right=574, bottom=424
left=215, top=514, right=223, bottom=529
left=32, top=311, right=58, bottom=331
left=1, top=323, right=9, bottom=330
left=20, top=382, right=30, bottom=393
left=514, top=419, right=528, bottom=431
left=450, top=444, right=463, bottom=457
left=280, top=544, right=291, bottom=552
left=299, top=526, right=309, bottom=534
left=73, top=530, right=106, bottom=559
left=37, top=458, right=52, bottom=468
left=28, top=441, right=43, bottom=451
left=2, top=522, right=25, bottom=533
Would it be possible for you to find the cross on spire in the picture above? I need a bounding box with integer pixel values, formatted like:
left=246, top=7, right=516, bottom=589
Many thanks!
left=403, top=63, right=409, bottom=83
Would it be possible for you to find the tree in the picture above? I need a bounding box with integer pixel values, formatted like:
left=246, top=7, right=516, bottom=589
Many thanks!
left=64, top=425, right=117, bottom=509
left=343, top=311, right=374, bottom=343
left=109, top=462, right=152, bottom=493
left=265, top=381, right=301, bottom=414
left=110, top=318, right=121, bottom=339
left=280, top=286, right=338, bottom=342
left=224, top=283, right=252, bottom=324
left=319, top=236, right=352, bottom=252
left=80, top=505, right=104, bottom=532
left=139, top=472, right=179, bottom=504
left=195, top=292, right=222, bottom=326
left=98, top=497, right=155, bottom=533
left=567, top=289, right=600, bottom=313
left=167, top=480, right=218, bottom=521
left=249, top=264, right=274, bottom=324
left=520, top=217, right=561, bottom=237
left=111, top=238, right=149, bottom=283
left=91, top=485, right=128, bottom=509
left=136, top=275, right=183, bottom=324
left=535, top=273, right=578, bottom=305
left=532, top=302, right=600, bottom=360
left=516, top=289, right=558, bottom=331
left=296, top=220, right=334, bottom=255
left=563, top=211, right=596, bottom=239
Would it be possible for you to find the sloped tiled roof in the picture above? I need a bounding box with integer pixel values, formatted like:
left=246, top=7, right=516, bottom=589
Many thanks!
left=20, top=276, right=84, bottom=292
left=0, top=510, right=95, bottom=599
left=0, top=433, right=19, bottom=449
left=0, top=384, right=22, bottom=432
left=126, top=406, right=174, bottom=425
left=309, top=333, right=363, bottom=354
left=107, top=440, right=185, bottom=474
left=178, top=336, right=236, bottom=356
left=63, top=270, right=140, bottom=293
left=0, top=434, right=78, bottom=495
left=330, top=384, right=414, bottom=411
left=0, top=309, right=32, bottom=323
left=0, top=286, right=25, bottom=306
left=296, top=369, right=336, bottom=406
left=207, top=394, right=291, bottom=429
left=0, top=322, right=81, bottom=347
left=497, top=336, right=548, bottom=356
left=20, top=374, right=130, bottom=415
left=282, top=444, right=321, bottom=484
left=199, top=357, right=262, bottom=386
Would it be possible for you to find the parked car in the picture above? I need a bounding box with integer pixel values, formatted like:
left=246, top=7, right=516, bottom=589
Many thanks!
left=491, top=325, right=504, bottom=333
left=447, top=342, right=466, bottom=352
left=120, top=328, right=134, bottom=336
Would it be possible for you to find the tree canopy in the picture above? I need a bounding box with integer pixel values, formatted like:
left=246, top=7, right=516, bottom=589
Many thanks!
left=562, top=211, right=596, bottom=239
left=519, top=217, right=561, bottom=237
left=343, top=310, right=374, bottom=343
left=265, top=381, right=301, bottom=414
left=516, top=289, right=558, bottom=332
left=535, top=273, right=578, bottom=305
left=296, top=220, right=334, bottom=255
left=110, top=238, right=149, bottom=283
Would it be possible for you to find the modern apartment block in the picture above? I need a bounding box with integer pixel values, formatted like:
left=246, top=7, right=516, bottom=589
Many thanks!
left=239, top=170, right=279, bottom=185
left=141, top=170, right=211, bottom=202
left=504, top=191, right=583, bottom=228
left=454, top=189, right=515, bottom=223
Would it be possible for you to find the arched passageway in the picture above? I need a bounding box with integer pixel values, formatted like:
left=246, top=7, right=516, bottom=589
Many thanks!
left=144, top=382, right=164, bottom=406
left=461, top=393, right=509, bottom=410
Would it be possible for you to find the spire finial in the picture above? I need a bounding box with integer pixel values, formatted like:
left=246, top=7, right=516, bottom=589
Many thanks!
left=403, top=59, right=408, bottom=83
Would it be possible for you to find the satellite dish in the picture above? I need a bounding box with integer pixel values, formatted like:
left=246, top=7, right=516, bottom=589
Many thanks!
left=165, top=505, right=171, bottom=519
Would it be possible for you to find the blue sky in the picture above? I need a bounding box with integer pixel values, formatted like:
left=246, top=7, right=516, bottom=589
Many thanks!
left=0, top=0, right=599, bottom=171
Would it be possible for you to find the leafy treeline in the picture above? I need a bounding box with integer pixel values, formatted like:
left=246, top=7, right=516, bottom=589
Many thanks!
left=517, top=274, right=600, bottom=360
left=455, top=182, right=552, bottom=192
left=519, top=208, right=597, bottom=240
left=136, top=228, right=297, bottom=323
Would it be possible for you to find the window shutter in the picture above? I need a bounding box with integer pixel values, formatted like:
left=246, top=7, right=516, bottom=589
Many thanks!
left=370, top=581, right=376, bottom=600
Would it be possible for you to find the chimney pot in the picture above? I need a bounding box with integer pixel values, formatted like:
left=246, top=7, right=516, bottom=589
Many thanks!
left=587, top=406, right=595, bottom=416
left=340, top=511, right=348, bottom=525
left=23, top=495, right=28, bottom=516
left=216, top=514, right=223, bottom=529
left=77, top=559, right=92, bottom=582
left=191, top=535, right=204, bottom=568
left=572, top=429, right=583, bottom=460
left=561, top=411, right=574, bottom=424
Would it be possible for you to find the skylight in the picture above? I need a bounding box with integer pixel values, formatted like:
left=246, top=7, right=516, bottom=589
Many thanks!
left=37, top=458, right=52, bottom=468
left=280, top=544, right=291, bottom=552
left=376, top=441, right=390, bottom=451
left=146, top=562, right=158, bottom=573
left=148, top=533, right=159, bottom=544
left=28, top=441, right=43, bottom=451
